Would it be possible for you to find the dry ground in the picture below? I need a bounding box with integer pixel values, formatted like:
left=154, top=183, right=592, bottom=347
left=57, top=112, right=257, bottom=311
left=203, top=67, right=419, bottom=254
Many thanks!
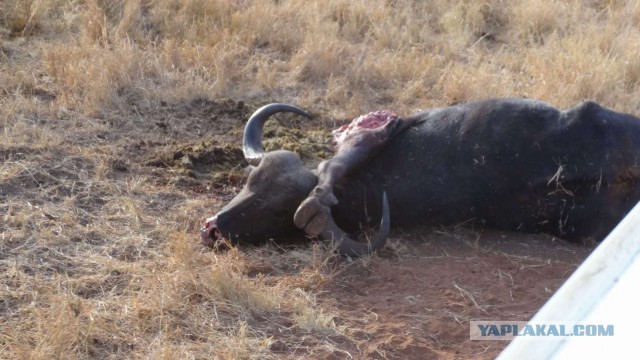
left=1, top=1, right=638, bottom=359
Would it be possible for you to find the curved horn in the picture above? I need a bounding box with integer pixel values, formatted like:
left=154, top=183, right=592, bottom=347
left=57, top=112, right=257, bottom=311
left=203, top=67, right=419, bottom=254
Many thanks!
left=321, top=192, right=390, bottom=257
left=243, top=103, right=312, bottom=166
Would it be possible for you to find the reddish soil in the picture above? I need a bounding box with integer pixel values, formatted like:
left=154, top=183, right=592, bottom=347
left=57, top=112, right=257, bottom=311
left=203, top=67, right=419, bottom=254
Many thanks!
left=319, top=228, right=592, bottom=359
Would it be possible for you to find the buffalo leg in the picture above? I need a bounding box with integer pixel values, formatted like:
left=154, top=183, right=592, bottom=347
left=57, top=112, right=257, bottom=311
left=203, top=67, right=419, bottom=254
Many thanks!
left=294, top=112, right=414, bottom=236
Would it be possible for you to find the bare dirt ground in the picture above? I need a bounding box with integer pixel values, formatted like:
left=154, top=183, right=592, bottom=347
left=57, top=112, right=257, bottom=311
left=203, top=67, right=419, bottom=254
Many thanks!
left=2, top=97, right=595, bottom=359
left=321, top=229, right=591, bottom=359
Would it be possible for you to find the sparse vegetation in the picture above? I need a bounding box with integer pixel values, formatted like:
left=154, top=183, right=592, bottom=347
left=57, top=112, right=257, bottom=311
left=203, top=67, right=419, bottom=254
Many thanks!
left=1, top=0, right=636, bottom=358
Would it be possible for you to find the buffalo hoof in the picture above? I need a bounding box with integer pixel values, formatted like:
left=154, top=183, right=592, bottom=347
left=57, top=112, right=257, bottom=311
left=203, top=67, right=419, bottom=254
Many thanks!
left=294, top=186, right=338, bottom=236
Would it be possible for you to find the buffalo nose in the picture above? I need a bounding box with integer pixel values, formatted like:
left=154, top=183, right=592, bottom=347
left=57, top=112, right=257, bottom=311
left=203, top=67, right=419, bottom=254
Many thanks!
left=200, top=215, right=221, bottom=246
left=213, top=210, right=237, bottom=241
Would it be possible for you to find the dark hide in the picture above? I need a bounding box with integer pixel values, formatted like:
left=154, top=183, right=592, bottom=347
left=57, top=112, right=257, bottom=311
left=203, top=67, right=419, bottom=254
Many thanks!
left=205, top=98, right=640, bottom=250
left=332, top=99, right=640, bottom=241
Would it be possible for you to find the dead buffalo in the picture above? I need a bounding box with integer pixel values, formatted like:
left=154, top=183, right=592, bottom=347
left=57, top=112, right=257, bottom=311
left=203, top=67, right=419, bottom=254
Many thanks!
left=201, top=99, right=640, bottom=256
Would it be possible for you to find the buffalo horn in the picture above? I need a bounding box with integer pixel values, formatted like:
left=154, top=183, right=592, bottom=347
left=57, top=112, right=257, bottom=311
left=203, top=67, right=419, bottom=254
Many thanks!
left=243, top=103, right=312, bottom=166
left=322, top=192, right=390, bottom=256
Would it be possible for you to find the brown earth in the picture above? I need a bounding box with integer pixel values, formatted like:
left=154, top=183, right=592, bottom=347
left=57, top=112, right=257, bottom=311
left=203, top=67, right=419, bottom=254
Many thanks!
left=237, top=227, right=591, bottom=359
left=319, top=228, right=591, bottom=359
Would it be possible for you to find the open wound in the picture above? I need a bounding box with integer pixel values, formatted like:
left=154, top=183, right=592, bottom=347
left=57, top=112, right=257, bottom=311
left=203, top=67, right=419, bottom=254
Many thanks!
left=332, top=110, right=399, bottom=146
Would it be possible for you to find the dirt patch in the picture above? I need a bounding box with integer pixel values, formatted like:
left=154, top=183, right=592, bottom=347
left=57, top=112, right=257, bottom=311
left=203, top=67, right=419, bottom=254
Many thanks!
left=318, top=228, right=591, bottom=359
left=233, top=228, right=591, bottom=359
left=139, top=98, right=252, bottom=141
left=263, top=123, right=334, bottom=162
left=144, top=142, right=248, bottom=187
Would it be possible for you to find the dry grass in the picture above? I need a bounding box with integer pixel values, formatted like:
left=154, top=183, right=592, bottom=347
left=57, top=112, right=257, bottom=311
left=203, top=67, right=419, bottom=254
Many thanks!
left=1, top=0, right=639, bottom=358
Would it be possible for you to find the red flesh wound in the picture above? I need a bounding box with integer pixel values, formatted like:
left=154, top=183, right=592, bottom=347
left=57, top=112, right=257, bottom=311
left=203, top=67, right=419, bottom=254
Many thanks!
left=332, top=110, right=398, bottom=146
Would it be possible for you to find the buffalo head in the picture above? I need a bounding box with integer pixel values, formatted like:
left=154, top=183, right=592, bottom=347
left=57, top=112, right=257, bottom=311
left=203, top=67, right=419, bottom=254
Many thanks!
left=201, top=104, right=389, bottom=256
